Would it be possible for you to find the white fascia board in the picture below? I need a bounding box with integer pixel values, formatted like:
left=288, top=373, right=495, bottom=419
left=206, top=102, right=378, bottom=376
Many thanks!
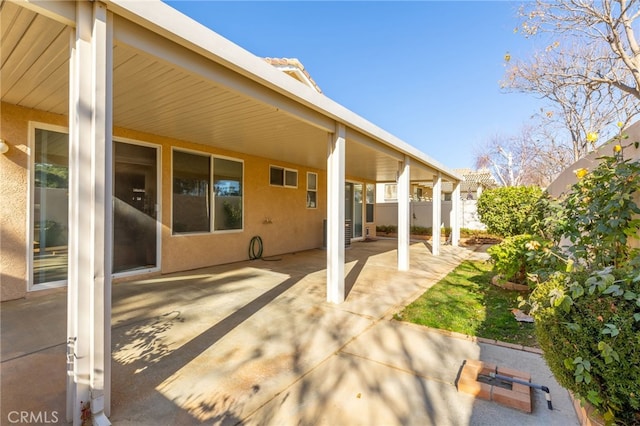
left=105, top=0, right=461, bottom=183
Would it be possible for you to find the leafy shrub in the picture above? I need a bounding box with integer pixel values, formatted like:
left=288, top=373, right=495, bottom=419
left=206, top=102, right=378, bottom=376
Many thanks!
left=375, top=225, right=452, bottom=238
left=487, top=234, right=550, bottom=287
left=477, top=186, right=544, bottom=237
left=527, top=147, right=640, bottom=423
left=376, top=225, right=397, bottom=234
left=559, top=155, right=640, bottom=270
left=529, top=268, right=640, bottom=423
left=410, top=226, right=431, bottom=235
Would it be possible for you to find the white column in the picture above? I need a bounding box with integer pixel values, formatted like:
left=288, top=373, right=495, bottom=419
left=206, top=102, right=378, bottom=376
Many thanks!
left=67, top=2, right=112, bottom=425
left=451, top=181, right=461, bottom=246
left=432, top=173, right=442, bottom=255
left=397, top=156, right=410, bottom=271
left=327, top=123, right=346, bottom=303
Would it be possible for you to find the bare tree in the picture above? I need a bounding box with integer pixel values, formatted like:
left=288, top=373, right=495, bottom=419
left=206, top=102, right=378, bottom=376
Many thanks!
left=518, top=0, right=640, bottom=100
left=503, top=44, right=640, bottom=161
left=475, top=125, right=571, bottom=187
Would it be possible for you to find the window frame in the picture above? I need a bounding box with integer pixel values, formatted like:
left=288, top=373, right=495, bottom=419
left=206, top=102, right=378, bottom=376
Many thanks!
left=269, top=165, right=298, bottom=188
left=306, top=171, right=318, bottom=209
left=366, top=183, right=375, bottom=223
left=171, top=148, right=244, bottom=236
left=384, top=183, right=397, bottom=201
left=213, top=156, right=244, bottom=232
left=28, top=122, right=71, bottom=292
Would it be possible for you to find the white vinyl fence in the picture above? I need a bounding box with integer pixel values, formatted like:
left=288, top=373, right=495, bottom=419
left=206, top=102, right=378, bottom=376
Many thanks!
left=375, top=200, right=486, bottom=230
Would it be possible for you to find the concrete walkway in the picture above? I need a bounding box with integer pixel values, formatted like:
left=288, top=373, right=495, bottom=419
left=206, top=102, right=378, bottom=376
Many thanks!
left=1, top=239, right=579, bottom=425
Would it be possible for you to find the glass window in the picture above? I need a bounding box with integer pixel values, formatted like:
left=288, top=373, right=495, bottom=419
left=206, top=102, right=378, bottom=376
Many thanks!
left=307, top=172, right=317, bottom=208
left=270, top=165, right=297, bottom=188
left=366, top=183, right=375, bottom=223
left=384, top=183, right=397, bottom=201
left=270, top=166, right=284, bottom=186
left=33, top=128, right=69, bottom=285
left=285, top=169, right=298, bottom=187
left=214, top=158, right=243, bottom=230
left=172, top=150, right=211, bottom=234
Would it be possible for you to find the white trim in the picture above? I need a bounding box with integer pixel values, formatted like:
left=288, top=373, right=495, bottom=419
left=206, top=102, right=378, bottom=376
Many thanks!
left=306, top=171, right=318, bottom=209
left=27, top=121, right=70, bottom=293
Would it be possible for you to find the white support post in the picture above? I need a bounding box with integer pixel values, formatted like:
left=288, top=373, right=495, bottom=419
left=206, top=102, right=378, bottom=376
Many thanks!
left=67, top=2, right=112, bottom=425
left=397, top=156, right=411, bottom=271
left=327, top=123, right=346, bottom=303
left=451, top=181, right=461, bottom=247
left=432, top=173, right=442, bottom=256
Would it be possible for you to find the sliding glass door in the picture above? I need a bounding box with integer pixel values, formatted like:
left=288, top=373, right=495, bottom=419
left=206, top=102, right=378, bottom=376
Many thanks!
left=31, top=131, right=160, bottom=287
left=113, top=142, right=159, bottom=274
left=345, top=182, right=364, bottom=240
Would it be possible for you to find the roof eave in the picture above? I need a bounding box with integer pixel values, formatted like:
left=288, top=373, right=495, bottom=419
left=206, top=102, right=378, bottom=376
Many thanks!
left=104, top=0, right=461, bottom=182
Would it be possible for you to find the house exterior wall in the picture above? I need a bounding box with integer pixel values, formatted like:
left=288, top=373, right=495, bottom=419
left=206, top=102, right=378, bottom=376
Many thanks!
left=1, top=102, right=381, bottom=301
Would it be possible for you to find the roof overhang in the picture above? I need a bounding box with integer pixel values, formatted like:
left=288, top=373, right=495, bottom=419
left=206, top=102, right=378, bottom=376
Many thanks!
left=2, top=0, right=461, bottom=184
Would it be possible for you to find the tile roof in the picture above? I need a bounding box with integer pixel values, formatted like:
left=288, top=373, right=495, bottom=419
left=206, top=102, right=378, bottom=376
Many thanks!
left=454, top=168, right=499, bottom=189
left=416, top=168, right=499, bottom=194
left=264, top=57, right=323, bottom=94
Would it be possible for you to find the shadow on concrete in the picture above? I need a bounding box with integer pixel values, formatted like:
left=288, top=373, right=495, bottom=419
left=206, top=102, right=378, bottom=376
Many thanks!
left=2, top=239, right=508, bottom=426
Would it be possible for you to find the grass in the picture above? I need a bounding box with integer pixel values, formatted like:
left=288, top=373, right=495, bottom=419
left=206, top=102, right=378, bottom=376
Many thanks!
left=395, top=259, right=538, bottom=348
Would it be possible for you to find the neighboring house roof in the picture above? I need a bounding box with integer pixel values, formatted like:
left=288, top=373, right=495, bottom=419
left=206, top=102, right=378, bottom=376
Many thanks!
left=454, top=168, right=500, bottom=193
left=264, top=57, right=322, bottom=94
left=415, top=168, right=499, bottom=193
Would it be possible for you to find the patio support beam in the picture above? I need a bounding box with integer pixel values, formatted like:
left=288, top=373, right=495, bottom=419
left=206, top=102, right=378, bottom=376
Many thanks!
left=397, top=156, right=411, bottom=271
left=327, top=123, right=346, bottom=303
left=432, top=172, right=442, bottom=255
left=67, top=1, right=112, bottom=425
left=451, top=181, right=461, bottom=247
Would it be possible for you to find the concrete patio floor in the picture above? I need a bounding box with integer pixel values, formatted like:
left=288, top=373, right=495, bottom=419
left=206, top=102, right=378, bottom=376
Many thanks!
left=1, top=239, right=579, bottom=425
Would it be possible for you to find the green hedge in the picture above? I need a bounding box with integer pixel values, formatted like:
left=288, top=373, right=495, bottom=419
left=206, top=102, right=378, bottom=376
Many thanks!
left=525, top=150, right=640, bottom=423
left=530, top=271, right=640, bottom=422
left=477, top=186, right=544, bottom=237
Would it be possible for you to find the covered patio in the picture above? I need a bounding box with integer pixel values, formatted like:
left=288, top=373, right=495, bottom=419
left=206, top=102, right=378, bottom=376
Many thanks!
left=1, top=1, right=461, bottom=423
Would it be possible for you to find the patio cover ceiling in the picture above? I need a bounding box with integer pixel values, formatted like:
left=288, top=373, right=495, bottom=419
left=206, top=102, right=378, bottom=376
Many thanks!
left=1, top=0, right=460, bottom=185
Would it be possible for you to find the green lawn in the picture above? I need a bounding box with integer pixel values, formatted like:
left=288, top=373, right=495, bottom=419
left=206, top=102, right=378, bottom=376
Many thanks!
left=395, top=259, right=538, bottom=348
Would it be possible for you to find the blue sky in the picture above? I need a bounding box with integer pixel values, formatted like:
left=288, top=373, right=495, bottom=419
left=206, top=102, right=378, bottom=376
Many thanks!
left=165, top=1, right=548, bottom=171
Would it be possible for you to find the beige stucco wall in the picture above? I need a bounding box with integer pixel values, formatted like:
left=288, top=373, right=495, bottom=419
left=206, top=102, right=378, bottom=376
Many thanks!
left=1, top=102, right=378, bottom=300
left=154, top=134, right=329, bottom=273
